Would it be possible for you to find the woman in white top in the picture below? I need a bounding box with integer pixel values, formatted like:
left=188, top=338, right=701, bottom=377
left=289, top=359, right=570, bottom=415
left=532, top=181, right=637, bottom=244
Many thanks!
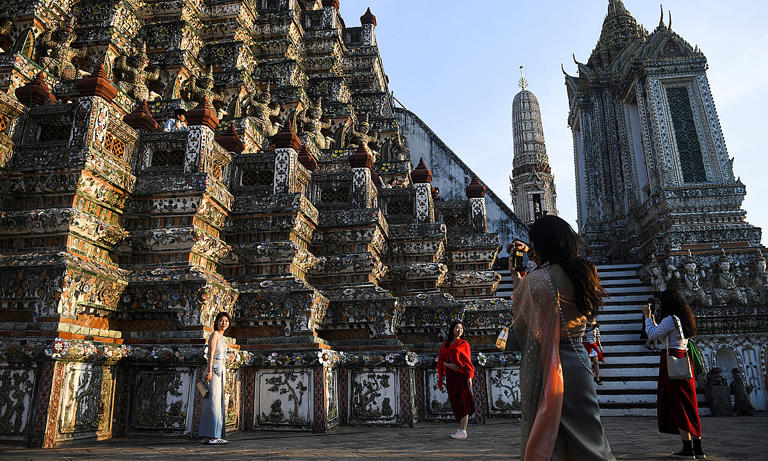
left=643, top=289, right=704, bottom=460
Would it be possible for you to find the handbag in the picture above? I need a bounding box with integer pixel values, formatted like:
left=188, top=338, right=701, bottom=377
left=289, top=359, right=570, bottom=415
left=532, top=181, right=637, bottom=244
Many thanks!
left=666, top=316, right=693, bottom=380
left=495, top=327, right=509, bottom=351
left=688, top=340, right=705, bottom=377
left=196, top=380, right=209, bottom=399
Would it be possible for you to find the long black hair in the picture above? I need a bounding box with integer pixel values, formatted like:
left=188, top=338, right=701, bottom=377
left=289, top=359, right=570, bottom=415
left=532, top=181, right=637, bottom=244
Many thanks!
left=528, top=215, right=606, bottom=319
left=659, top=289, right=697, bottom=338
left=443, top=319, right=465, bottom=347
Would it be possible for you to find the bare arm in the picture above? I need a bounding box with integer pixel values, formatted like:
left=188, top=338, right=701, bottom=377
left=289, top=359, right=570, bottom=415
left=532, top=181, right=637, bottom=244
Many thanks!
left=205, top=332, right=219, bottom=382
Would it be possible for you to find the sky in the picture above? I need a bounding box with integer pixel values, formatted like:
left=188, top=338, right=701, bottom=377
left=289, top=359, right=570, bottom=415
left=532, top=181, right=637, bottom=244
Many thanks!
left=339, top=0, right=768, bottom=246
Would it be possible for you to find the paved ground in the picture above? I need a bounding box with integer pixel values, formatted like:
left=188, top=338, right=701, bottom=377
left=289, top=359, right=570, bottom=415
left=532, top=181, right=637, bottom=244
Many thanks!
left=1, top=415, right=766, bottom=460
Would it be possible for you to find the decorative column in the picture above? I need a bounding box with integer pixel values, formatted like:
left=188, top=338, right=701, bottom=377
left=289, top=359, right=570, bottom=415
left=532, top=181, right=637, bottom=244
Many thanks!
left=411, top=157, right=434, bottom=223
left=271, top=120, right=301, bottom=194
left=349, top=144, right=375, bottom=209
left=466, top=175, right=488, bottom=232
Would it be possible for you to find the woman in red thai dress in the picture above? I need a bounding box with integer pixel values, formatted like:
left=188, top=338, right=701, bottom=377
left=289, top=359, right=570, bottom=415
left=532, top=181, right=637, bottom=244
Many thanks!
left=437, top=320, right=475, bottom=439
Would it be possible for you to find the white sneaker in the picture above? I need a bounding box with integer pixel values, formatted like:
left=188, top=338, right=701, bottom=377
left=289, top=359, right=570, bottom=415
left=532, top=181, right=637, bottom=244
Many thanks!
left=209, top=438, right=228, bottom=445
left=450, top=429, right=468, bottom=439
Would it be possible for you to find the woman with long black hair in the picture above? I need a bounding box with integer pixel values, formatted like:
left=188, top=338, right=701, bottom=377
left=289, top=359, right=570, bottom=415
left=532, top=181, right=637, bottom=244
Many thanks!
left=512, top=215, right=614, bottom=461
left=437, top=319, right=475, bottom=439
left=643, top=289, right=704, bottom=459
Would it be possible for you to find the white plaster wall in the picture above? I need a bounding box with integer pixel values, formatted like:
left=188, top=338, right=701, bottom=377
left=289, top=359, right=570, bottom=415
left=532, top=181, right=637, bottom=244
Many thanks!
left=396, top=109, right=529, bottom=255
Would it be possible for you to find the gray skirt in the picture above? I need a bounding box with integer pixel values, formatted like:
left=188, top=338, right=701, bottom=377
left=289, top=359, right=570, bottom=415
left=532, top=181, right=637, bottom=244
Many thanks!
left=551, top=343, right=615, bottom=461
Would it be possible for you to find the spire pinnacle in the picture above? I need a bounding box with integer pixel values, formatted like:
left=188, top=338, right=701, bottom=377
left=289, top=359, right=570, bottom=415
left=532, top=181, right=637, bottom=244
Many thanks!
left=518, top=65, right=528, bottom=91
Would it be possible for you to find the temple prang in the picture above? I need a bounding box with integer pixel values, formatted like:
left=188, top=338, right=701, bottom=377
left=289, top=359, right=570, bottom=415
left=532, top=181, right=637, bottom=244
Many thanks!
left=566, top=0, right=768, bottom=411
left=0, top=1, right=520, bottom=445
left=509, top=71, right=558, bottom=226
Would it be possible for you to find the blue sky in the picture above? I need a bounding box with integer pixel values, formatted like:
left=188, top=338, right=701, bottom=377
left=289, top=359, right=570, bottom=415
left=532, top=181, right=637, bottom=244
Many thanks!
left=339, top=0, right=768, bottom=246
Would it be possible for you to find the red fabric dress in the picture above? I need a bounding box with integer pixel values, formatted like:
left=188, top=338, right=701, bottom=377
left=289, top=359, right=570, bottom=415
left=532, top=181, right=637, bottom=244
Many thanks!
left=658, top=349, right=701, bottom=437
left=437, top=338, right=475, bottom=422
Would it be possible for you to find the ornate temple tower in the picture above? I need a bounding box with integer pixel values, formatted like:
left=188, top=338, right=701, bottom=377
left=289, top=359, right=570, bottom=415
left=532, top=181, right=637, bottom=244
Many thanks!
left=565, top=0, right=768, bottom=411
left=564, top=0, right=761, bottom=261
left=509, top=71, right=558, bottom=225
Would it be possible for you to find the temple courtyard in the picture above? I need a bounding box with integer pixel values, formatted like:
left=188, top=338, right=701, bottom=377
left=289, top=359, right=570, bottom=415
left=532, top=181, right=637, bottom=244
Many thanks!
left=0, top=415, right=765, bottom=460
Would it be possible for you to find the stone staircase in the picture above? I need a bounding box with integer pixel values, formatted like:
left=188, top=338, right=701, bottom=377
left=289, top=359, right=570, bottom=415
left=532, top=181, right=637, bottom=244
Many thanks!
left=495, top=269, right=515, bottom=299
left=596, top=264, right=708, bottom=416
left=496, top=264, right=708, bottom=416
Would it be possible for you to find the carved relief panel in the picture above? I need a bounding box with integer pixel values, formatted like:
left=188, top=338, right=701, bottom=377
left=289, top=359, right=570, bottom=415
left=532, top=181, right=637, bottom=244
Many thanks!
left=130, top=368, right=194, bottom=432
left=486, top=366, right=521, bottom=416
left=422, top=369, right=452, bottom=420
left=57, top=363, right=115, bottom=439
left=349, top=368, right=399, bottom=424
left=256, top=369, right=313, bottom=427
left=0, top=366, right=36, bottom=440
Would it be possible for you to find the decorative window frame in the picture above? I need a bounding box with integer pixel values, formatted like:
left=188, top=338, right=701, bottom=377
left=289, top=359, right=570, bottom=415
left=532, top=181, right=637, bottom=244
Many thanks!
left=658, top=76, right=721, bottom=186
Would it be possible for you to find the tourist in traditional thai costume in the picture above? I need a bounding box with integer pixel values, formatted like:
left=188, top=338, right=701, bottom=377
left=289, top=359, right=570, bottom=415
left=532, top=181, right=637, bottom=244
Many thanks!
left=583, top=321, right=605, bottom=385
left=437, top=319, right=475, bottom=440
left=512, top=216, right=614, bottom=461
left=200, top=312, right=231, bottom=445
left=643, top=290, right=705, bottom=459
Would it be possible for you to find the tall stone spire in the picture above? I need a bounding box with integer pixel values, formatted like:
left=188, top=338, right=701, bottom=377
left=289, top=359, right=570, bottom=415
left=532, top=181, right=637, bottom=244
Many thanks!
left=509, top=70, right=558, bottom=225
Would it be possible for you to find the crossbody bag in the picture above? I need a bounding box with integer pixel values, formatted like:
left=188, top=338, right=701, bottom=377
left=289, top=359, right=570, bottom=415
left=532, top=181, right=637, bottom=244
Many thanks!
left=665, top=315, right=693, bottom=380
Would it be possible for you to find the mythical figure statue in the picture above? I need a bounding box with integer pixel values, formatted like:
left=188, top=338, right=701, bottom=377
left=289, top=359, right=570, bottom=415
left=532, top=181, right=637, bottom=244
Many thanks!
left=300, top=98, right=333, bottom=149
left=242, top=84, right=280, bottom=137
left=730, top=368, right=755, bottom=416
left=672, top=250, right=711, bottom=307
left=347, top=113, right=378, bottom=153
left=748, top=249, right=768, bottom=305
left=380, top=131, right=408, bottom=163
left=182, top=65, right=224, bottom=110
left=754, top=250, right=768, bottom=287
left=114, top=42, right=160, bottom=102
left=37, top=18, right=87, bottom=80
left=648, top=258, right=673, bottom=293
left=712, top=249, right=747, bottom=306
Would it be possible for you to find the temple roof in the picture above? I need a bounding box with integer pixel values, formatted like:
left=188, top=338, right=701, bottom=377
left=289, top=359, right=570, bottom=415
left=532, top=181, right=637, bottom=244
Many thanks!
left=588, top=0, right=648, bottom=71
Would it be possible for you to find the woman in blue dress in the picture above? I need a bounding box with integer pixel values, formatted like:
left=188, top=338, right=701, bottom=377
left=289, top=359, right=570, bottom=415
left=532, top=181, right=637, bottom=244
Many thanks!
left=200, top=312, right=231, bottom=444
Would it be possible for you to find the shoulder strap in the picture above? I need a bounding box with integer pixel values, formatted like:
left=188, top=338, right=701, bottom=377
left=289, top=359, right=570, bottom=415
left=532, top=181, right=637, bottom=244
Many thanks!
left=672, top=315, right=686, bottom=341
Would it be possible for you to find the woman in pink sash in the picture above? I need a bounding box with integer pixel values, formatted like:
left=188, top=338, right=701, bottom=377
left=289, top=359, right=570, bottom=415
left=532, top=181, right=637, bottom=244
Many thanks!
left=512, top=216, right=614, bottom=461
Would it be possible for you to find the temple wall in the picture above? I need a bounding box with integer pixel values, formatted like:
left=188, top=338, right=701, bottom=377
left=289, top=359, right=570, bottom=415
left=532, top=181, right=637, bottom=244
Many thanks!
left=696, top=334, right=768, bottom=411
left=396, top=108, right=529, bottom=254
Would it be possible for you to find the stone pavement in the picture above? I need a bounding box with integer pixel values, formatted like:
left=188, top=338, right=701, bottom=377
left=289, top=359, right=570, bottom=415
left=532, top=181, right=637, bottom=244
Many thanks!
left=1, top=415, right=765, bottom=460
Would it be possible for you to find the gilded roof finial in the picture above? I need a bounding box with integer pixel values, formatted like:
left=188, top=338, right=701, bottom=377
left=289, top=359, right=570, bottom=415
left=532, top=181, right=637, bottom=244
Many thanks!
left=518, top=65, right=528, bottom=90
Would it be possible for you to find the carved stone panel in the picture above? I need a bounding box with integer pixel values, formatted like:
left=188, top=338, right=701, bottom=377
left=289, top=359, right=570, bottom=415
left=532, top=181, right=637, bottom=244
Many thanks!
left=325, top=368, right=339, bottom=428
left=130, top=368, right=194, bottom=432
left=225, top=369, right=239, bottom=430
left=0, top=366, right=35, bottom=440
left=414, top=183, right=433, bottom=223
left=422, top=369, right=452, bottom=420
left=256, top=369, right=313, bottom=427
left=349, top=369, right=399, bottom=424
left=486, top=366, right=521, bottom=416
left=57, top=363, right=115, bottom=440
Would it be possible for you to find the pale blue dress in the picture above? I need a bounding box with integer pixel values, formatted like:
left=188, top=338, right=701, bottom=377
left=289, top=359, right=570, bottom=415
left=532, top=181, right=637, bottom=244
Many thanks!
left=200, top=334, right=227, bottom=439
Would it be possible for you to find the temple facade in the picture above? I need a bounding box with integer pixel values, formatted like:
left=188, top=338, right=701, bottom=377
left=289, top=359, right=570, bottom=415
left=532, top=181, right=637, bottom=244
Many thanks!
left=0, top=1, right=524, bottom=447
left=565, top=0, right=768, bottom=410
left=509, top=74, right=558, bottom=226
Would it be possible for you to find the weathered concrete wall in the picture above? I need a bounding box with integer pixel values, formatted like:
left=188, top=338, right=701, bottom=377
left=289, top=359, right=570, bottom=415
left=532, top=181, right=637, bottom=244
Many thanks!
left=396, top=108, right=528, bottom=255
